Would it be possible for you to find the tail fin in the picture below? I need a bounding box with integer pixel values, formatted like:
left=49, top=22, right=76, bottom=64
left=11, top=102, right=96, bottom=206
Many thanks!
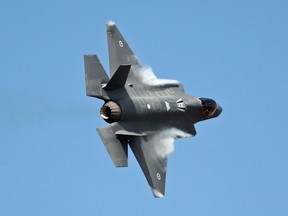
left=104, top=65, right=131, bottom=90
left=106, top=21, right=140, bottom=76
left=84, top=55, right=109, bottom=98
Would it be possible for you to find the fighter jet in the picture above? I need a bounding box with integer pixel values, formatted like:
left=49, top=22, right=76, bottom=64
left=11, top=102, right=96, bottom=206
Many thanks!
left=84, top=21, right=222, bottom=198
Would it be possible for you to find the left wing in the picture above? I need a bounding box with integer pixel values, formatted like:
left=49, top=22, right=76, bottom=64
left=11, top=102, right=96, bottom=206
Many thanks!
left=129, top=136, right=168, bottom=198
left=106, top=21, right=141, bottom=76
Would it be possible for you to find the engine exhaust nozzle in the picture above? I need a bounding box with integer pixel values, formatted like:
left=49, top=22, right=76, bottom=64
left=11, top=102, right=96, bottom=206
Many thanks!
left=100, top=101, right=122, bottom=123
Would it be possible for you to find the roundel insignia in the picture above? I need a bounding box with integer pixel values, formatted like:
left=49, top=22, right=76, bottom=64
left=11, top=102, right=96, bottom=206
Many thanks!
left=119, top=40, right=123, bottom=47
left=156, top=173, right=161, bottom=180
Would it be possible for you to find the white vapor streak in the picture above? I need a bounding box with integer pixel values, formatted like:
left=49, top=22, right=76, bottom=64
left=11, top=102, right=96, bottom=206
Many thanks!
left=151, top=189, right=164, bottom=198
left=106, top=20, right=115, bottom=26
left=151, top=128, right=192, bottom=159
left=133, top=65, right=180, bottom=86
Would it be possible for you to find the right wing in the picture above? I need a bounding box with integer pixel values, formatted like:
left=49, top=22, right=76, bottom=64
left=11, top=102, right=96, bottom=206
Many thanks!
left=129, top=136, right=168, bottom=198
left=97, top=121, right=192, bottom=197
left=97, top=122, right=168, bottom=197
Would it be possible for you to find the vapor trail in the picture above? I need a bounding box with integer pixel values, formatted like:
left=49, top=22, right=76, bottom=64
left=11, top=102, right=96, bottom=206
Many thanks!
left=150, top=128, right=192, bottom=159
left=132, top=65, right=180, bottom=86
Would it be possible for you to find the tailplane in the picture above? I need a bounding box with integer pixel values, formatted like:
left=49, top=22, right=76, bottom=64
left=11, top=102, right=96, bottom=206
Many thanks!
left=97, top=124, right=128, bottom=167
left=84, top=55, right=109, bottom=99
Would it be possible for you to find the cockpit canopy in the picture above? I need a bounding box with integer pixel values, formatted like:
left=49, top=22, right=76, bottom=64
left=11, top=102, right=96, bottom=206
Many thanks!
left=200, top=98, right=217, bottom=116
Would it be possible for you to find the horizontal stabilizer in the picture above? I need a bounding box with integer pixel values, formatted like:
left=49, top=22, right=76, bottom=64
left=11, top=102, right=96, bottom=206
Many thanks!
left=84, top=55, right=109, bottom=98
left=97, top=124, right=128, bottom=167
left=104, top=65, right=131, bottom=90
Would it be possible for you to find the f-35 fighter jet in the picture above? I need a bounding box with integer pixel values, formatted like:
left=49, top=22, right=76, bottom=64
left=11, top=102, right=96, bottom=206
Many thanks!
left=84, top=21, right=222, bottom=198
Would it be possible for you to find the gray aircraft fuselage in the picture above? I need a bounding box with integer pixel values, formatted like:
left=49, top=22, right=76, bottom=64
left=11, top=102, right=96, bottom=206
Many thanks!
left=84, top=21, right=222, bottom=197
left=100, top=83, right=221, bottom=135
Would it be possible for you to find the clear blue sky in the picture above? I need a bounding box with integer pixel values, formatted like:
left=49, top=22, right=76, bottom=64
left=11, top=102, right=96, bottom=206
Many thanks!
left=1, top=0, right=288, bottom=215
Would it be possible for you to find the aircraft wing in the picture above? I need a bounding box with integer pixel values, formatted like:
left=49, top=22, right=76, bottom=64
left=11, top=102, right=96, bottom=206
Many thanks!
left=106, top=21, right=141, bottom=77
left=129, top=136, right=168, bottom=198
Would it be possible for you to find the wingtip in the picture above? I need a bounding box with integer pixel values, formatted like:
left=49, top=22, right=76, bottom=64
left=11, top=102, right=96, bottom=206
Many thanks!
left=106, top=20, right=116, bottom=32
left=151, top=188, right=164, bottom=198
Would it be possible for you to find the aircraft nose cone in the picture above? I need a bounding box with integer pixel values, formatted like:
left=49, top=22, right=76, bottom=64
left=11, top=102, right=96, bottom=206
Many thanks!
left=215, top=104, right=223, bottom=116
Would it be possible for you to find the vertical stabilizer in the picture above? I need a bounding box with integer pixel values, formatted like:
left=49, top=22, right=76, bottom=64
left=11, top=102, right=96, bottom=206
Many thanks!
left=104, top=65, right=131, bottom=90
